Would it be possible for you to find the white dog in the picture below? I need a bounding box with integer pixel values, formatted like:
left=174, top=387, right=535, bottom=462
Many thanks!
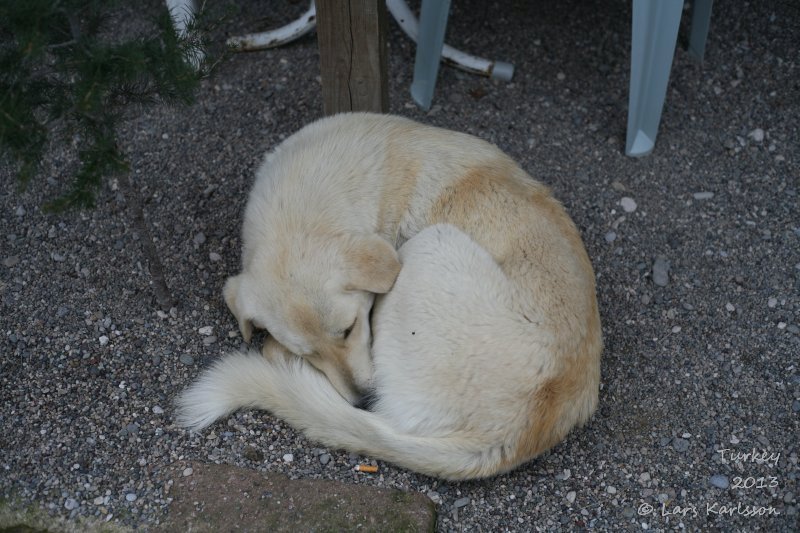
left=177, top=113, right=602, bottom=479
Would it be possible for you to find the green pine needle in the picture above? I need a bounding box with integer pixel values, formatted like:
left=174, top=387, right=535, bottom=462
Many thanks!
left=0, top=0, right=225, bottom=210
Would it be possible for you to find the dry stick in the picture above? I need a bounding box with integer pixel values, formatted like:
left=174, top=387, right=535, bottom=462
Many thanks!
left=117, top=170, right=176, bottom=311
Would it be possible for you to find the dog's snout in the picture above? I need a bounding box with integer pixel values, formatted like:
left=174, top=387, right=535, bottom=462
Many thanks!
left=353, top=387, right=377, bottom=411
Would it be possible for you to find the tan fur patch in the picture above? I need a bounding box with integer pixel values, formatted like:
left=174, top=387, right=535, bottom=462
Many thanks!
left=503, top=295, right=602, bottom=470
left=428, top=161, right=547, bottom=263
left=377, top=132, right=422, bottom=241
left=345, top=236, right=401, bottom=293
left=309, top=344, right=360, bottom=401
left=289, top=304, right=321, bottom=338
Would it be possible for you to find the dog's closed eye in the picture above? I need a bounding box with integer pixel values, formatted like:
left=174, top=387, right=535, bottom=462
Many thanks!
left=341, top=319, right=356, bottom=340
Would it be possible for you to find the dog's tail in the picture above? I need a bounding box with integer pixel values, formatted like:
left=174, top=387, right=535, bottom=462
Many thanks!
left=175, top=350, right=509, bottom=480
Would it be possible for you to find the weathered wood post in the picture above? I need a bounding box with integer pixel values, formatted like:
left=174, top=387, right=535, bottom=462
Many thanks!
left=315, top=0, right=389, bottom=114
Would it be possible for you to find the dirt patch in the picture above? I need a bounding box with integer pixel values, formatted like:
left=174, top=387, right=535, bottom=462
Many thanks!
left=158, top=462, right=435, bottom=532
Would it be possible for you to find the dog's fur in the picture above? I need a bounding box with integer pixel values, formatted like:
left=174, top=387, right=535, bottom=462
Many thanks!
left=176, top=113, right=602, bottom=479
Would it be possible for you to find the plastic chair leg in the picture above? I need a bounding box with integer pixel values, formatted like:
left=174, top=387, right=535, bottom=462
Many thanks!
left=688, top=0, right=713, bottom=61
left=625, top=0, right=683, bottom=157
left=410, top=0, right=452, bottom=110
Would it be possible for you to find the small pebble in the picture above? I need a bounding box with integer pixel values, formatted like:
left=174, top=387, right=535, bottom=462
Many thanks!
left=604, top=231, right=617, bottom=243
left=15, top=206, right=26, bottom=217
left=193, top=232, right=206, bottom=245
left=793, top=400, right=800, bottom=413
left=710, top=474, right=729, bottom=489
left=566, top=491, right=576, bottom=504
left=99, top=336, right=109, bottom=346
left=693, top=191, right=714, bottom=200
left=283, top=453, right=294, bottom=463
left=768, top=297, right=778, bottom=308
left=672, top=326, right=682, bottom=333
left=182, top=467, right=193, bottom=477
left=427, top=491, right=442, bottom=504
left=209, top=252, right=222, bottom=262
left=3, top=256, right=19, bottom=268
left=725, top=303, right=735, bottom=312
left=319, top=453, right=331, bottom=465
left=620, top=197, right=637, bottom=213
left=179, top=354, right=194, bottom=365
left=198, top=326, right=213, bottom=336
left=93, top=496, right=105, bottom=505
left=51, top=252, right=66, bottom=262
left=202, top=335, right=217, bottom=345
left=453, top=497, right=470, bottom=508
left=556, top=72, right=565, bottom=81
left=777, top=322, right=786, bottom=329
left=639, top=472, right=651, bottom=483
left=64, top=498, right=79, bottom=510
left=672, top=437, right=689, bottom=453
left=652, top=256, right=670, bottom=287
left=606, top=486, right=617, bottom=494
left=152, top=406, right=164, bottom=415
left=622, top=506, right=635, bottom=518
left=125, top=493, right=137, bottom=502
left=748, top=128, right=765, bottom=142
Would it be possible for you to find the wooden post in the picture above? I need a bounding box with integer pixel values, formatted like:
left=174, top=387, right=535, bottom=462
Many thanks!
left=315, top=0, right=389, bottom=115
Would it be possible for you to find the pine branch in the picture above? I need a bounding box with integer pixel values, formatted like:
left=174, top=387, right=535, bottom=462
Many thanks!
left=0, top=0, right=230, bottom=309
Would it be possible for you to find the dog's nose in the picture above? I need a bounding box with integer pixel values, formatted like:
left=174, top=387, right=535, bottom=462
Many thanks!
left=353, top=388, right=378, bottom=411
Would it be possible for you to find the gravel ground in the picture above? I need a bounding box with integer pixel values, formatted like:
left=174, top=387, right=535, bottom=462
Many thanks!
left=2, top=0, right=798, bottom=531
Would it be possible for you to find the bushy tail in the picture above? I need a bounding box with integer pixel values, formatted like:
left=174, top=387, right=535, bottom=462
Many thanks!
left=175, top=350, right=506, bottom=480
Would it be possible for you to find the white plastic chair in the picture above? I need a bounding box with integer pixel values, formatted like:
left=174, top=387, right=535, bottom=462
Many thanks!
left=165, top=0, right=713, bottom=157
left=411, top=0, right=714, bottom=157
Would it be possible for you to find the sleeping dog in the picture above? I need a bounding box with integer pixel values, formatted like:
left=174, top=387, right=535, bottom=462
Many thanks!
left=176, top=113, right=602, bottom=480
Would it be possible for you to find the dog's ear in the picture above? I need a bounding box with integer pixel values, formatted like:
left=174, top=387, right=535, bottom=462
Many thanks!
left=223, top=274, right=253, bottom=342
left=343, top=235, right=401, bottom=294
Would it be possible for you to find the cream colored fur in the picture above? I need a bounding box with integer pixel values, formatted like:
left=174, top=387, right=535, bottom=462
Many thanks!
left=176, top=113, right=602, bottom=479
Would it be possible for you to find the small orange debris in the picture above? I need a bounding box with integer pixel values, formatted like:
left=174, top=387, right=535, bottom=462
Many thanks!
left=354, top=464, right=378, bottom=473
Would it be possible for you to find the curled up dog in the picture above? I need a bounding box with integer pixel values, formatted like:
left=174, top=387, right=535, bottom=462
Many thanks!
left=176, top=113, right=602, bottom=480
